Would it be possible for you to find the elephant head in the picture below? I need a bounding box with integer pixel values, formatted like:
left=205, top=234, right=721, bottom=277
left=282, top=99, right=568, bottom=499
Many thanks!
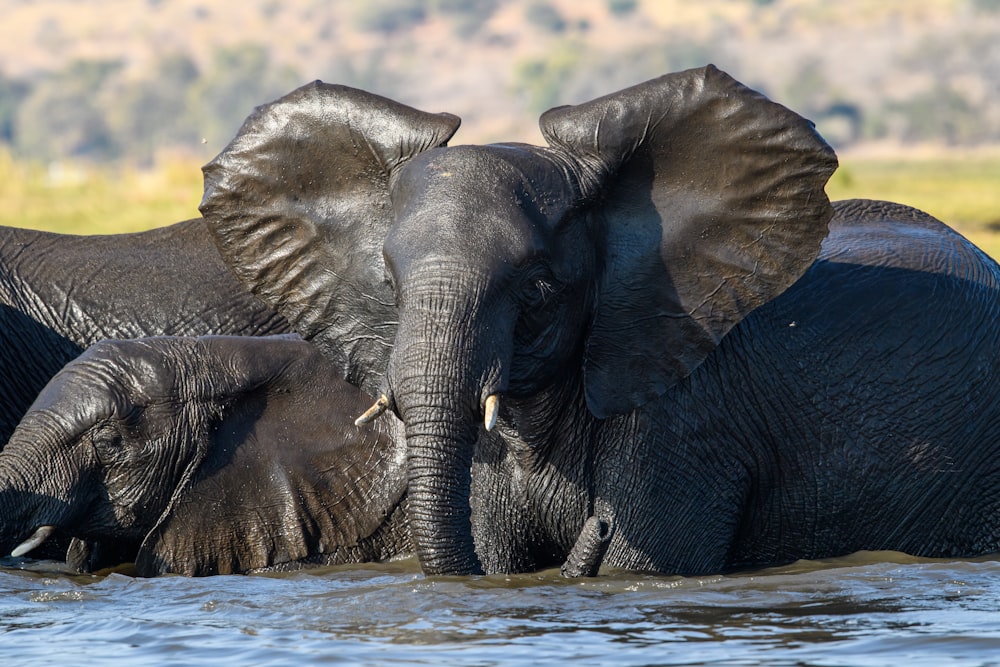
left=201, top=66, right=838, bottom=574
left=0, top=335, right=408, bottom=576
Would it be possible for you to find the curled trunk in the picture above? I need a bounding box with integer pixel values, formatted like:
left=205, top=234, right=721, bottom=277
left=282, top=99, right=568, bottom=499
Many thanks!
left=560, top=517, right=614, bottom=578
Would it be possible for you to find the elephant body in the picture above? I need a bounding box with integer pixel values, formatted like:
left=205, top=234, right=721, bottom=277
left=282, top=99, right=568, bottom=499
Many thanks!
left=470, top=199, right=1000, bottom=574
left=0, top=220, right=291, bottom=444
left=199, top=66, right=1000, bottom=576
left=0, top=335, right=409, bottom=576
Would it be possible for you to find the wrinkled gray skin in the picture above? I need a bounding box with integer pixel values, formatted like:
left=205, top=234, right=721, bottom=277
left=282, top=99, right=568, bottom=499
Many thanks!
left=203, top=66, right=1000, bottom=576
left=0, top=220, right=291, bottom=445
left=0, top=335, right=409, bottom=576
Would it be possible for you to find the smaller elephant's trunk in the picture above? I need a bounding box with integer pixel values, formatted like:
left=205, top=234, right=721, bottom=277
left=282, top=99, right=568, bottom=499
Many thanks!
left=0, top=445, right=70, bottom=559
left=388, top=269, right=514, bottom=576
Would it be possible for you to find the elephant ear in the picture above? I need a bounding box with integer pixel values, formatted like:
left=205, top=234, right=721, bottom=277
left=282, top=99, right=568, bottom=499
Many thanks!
left=134, top=337, right=408, bottom=576
left=200, top=81, right=461, bottom=397
left=540, top=65, right=838, bottom=418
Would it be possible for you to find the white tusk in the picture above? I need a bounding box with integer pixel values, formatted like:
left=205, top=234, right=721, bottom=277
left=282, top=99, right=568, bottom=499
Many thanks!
left=354, top=394, right=390, bottom=426
left=11, top=525, right=57, bottom=558
left=484, top=394, right=499, bottom=431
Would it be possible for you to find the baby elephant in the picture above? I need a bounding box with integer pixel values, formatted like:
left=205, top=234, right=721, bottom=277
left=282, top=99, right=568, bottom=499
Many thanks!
left=0, top=335, right=410, bottom=576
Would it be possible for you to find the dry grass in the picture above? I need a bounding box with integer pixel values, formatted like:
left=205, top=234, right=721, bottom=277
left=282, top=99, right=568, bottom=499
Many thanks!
left=828, top=150, right=1000, bottom=258
left=0, top=150, right=202, bottom=235
left=2, top=147, right=998, bottom=260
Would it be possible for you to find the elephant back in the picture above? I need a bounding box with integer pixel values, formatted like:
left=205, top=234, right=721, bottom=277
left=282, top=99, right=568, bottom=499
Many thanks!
left=824, top=199, right=1000, bottom=290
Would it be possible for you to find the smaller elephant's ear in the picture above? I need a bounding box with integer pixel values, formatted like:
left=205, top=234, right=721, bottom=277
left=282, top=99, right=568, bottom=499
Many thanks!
left=540, top=65, right=838, bottom=418
left=200, top=81, right=460, bottom=397
left=134, top=337, right=409, bottom=577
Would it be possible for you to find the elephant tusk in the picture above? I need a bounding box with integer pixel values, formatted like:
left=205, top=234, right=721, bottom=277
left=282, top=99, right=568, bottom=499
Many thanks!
left=484, top=394, right=499, bottom=431
left=11, top=525, right=57, bottom=558
left=354, top=394, right=390, bottom=426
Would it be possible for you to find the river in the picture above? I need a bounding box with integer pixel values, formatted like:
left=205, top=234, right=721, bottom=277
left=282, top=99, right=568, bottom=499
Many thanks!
left=2, top=552, right=999, bottom=666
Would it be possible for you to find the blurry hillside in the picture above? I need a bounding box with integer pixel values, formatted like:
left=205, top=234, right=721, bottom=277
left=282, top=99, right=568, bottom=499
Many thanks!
left=0, top=0, right=999, bottom=165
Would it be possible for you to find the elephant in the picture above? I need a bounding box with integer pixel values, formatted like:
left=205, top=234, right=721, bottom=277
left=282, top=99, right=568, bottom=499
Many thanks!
left=0, top=219, right=291, bottom=446
left=199, top=65, right=1000, bottom=577
left=0, top=334, right=410, bottom=576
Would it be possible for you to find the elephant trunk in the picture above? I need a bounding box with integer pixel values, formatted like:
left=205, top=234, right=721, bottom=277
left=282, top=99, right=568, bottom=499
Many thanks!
left=0, top=445, right=65, bottom=558
left=403, top=409, right=483, bottom=575
left=390, top=285, right=509, bottom=576
left=393, top=345, right=489, bottom=575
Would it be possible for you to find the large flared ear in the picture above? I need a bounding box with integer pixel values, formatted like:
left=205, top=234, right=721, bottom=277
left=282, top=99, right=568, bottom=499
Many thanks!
left=135, top=336, right=408, bottom=576
left=540, top=65, right=838, bottom=418
left=200, top=81, right=461, bottom=397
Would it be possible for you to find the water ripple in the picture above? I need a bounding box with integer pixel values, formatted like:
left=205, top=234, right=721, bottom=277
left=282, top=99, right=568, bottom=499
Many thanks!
left=2, top=554, right=1000, bottom=665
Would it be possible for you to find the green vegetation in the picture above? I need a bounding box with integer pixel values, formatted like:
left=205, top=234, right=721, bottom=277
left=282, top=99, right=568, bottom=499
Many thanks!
left=0, top=149, right=202, bottom=235
left=883, top=82, right=985, bottom=146
left=513, top=41, right=585, bottom=112
left=353, top=0, right=427, bottom=33
left=512, top=36, right=715, bottom=115
left=15, top=59, right=123, bottom=162
left=525, top=1, right=568, bottom=33
left=0, top=1, right=998, bottom=165
left=431, top=0, right=501, bottom=35
left=606, top=0, right=638, bottom=16
left=5, top=44, right=300, bottom=165
left=2, top=148, right=997, bottom=264
left=352, top=0, right=501, bottom=35
left=190, top=44, right=302, bottom=154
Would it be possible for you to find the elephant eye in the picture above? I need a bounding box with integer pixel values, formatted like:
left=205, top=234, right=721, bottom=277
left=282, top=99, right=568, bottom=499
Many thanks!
left=90, top=425, right=124, bottom=467
left=516, top=275, right=562, bottom=340
left=520, top=271, right=559, bottom=308
left=535, top=279, right=556, bottom=302
left=383, top=266, right=398, bottom=298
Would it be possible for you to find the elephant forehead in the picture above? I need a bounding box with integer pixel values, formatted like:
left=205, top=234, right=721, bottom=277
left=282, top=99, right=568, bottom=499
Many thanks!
left=23, top=360, right=122, bottom=434
left=392, top=145, right=537, bottom=214
left=387, top=145, right=554, bottom=271
left=28, top=340, right=179, bottom=422
left=82, top=339, right=181, bottom=396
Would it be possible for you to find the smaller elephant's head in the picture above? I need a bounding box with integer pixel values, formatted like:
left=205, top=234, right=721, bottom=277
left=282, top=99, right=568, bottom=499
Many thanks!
left=0, top=335, right=408, bottom=576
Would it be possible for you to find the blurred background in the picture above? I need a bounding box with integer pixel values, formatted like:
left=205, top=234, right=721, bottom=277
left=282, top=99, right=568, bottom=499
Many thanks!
left=0, top=0, right=998, bottom=253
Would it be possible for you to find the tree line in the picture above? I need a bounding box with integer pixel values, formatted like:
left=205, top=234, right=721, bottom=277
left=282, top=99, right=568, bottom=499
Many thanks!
left=0, top=44, right=301, bottom=166
left=1, top=15, right=999, bottom=168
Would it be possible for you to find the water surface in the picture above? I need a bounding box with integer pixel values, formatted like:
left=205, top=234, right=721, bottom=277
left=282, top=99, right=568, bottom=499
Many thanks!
left=2, top=553, right=999, bottom=666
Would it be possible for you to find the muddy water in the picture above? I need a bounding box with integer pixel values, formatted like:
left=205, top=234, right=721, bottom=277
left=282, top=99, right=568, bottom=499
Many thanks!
left=2, top=552, right=1000, bottom=666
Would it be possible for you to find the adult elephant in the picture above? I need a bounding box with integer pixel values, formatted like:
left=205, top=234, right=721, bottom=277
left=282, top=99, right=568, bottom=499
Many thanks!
left=201, top=65, right=1000, bottom=577
left=0, top=334, right=410, bottom=576
left=0, top=219, right=291, bottom=444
